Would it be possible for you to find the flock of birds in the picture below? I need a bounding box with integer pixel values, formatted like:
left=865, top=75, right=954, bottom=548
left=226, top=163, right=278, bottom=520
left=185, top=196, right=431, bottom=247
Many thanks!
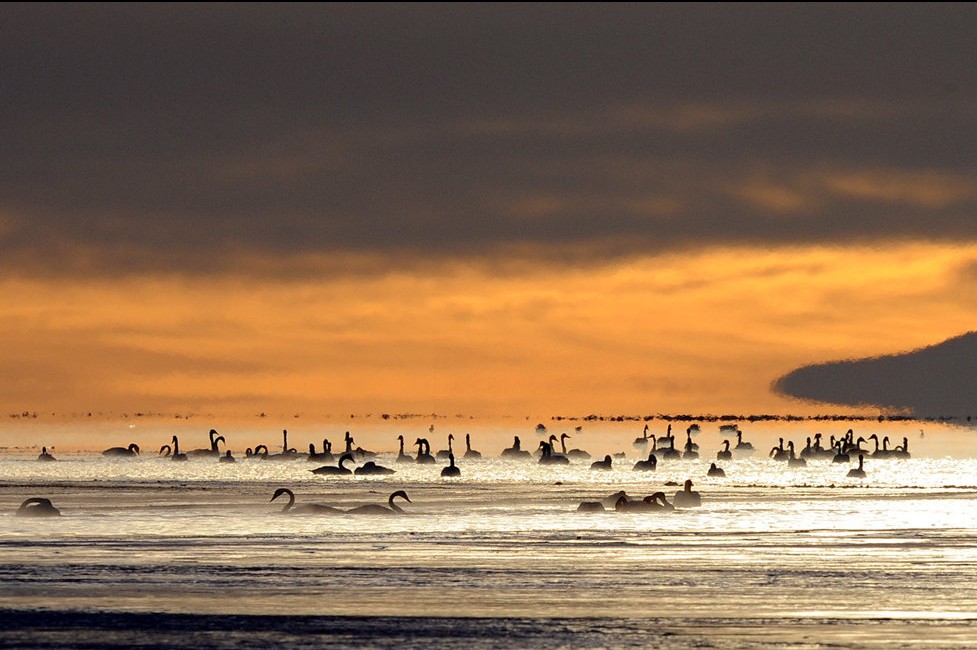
left=14, top=423, right=910, bottom=518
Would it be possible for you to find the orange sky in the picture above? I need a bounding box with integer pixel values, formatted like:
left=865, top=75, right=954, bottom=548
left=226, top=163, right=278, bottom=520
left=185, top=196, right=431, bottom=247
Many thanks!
left=4, top=6, right=977, bottom=442
left=2, top=242, right=974, bottom=421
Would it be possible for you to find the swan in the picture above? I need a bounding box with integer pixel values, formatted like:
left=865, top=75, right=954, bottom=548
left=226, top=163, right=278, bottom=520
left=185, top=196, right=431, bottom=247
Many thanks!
left=658, top=435, right=681, bottom=461
left=733, top=431, right=754, bottom=456
left=270, top=488, right=342, bottom=514
left=345, top=431, right=377, bottom=460
left=501, top=436, right=531, bottom=459
left=892, top=437, right=911, bottom=459
left=414, top=438, right=436, bottom=464
left=560, top=434, right=591, bottom=460
left=187, top=429, right=225, bottom=458
left=169, top=436, right=188, bottom=461
left=262, top=430, right=301, bottom=460
left=684, top=426, right=700, bottom=451
left=769, top=438, right=787, bottom=461
left=633, top=424, right=651, bottom=448
left=590, top=455, right=612, bottom=471
left=614, top=495, right=651, bottom=512
left=871, top=435, right=893, bottom=459
left=158, top=444, right=172, bottom=457
left=250, top=444, right=270, bottom=459
left=37, top=447, right=56, bottom=462
left=682, top=431, right=699, bottom=460
left=311, top=452, right=355, bottom=476
left=15, top=497, right=61, bottom=517
left=219, top=450, right=236, bottom=463
left=307, top=441, right=334, bottom=463
left=440, top=452, right=461, bottom=477
left=716, top=440, right=732, bottom=461
left=435, top=434, right=455, bottom=461
left=538, top=441, right=569, bottom=465
left=395, top=435, right=413, bottom=463
left=346, top=490, right=412, bottom=515
left=832, top=441, right=850, bottom=464
left=103, top=443, right=140, bottom=457
left=707, top=462, right=726, bottom=477
left=646, top=492, right=676, bottom=511
left=673, top=479, right=702, bottom=508
left=463, top=433, right=481, bottom=459
left=614, top=493, right=673, bottom=512
left=632, top=452, right=657, bottom=471
left=354, top=460, right=396, bottom=476
left=847, top=454, right=867, bottom=478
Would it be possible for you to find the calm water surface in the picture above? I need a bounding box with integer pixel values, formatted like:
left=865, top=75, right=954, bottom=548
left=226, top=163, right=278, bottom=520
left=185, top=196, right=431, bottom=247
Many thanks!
left=2, top=420, right=977, bottom=648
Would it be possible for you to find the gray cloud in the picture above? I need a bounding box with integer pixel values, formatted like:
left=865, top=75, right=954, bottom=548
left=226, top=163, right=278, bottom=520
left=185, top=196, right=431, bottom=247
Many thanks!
left=772, top=331, right=977, bottom=418
left=3, top=3, right=977, bottom=277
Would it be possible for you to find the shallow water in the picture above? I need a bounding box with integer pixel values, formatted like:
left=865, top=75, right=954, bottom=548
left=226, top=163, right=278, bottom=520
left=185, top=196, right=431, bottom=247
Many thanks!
left=3, top=421, right=977, bottom=648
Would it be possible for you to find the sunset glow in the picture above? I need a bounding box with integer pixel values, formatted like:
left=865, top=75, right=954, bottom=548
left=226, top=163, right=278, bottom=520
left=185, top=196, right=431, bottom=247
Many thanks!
left=2, top=242, right=975, bottom=419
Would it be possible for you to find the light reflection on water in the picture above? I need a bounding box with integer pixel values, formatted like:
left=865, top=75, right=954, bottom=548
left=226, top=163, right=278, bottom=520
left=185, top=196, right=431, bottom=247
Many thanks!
left=3, top=423, right=977, bottom=647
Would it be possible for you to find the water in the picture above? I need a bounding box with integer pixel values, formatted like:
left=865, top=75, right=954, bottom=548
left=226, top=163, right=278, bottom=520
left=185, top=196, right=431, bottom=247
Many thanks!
left=2, top=420, right=977, bottom=648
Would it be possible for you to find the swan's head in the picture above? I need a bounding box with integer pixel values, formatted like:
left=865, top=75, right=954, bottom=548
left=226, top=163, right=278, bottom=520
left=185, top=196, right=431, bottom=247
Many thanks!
left=391, top=490, right=411, bottom=503
left=270, top=488, right=293, bottom=502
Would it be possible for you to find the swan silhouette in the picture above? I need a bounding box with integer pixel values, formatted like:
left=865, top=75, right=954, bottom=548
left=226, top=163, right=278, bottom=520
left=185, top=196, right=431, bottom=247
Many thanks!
left=435, top=434, right=455, bottom=461
left=187, top=429, right=224, bottom=458
left=787, top=444, right=807, bottom=467
left=707, top=462, right=726, bottom=477
left=271, top=488, right=342, bottom=514
left=590, top=455, right=612, bottom=471
left=769, top=438, right=788, bottom=461
left=354, top=460, right=396, bottom=476
left=633, top=424, right=651, bottom=448
left=344, top=431, right=376, bottom=459
left=102, top=443, right=140, bottom=457
left=501, top=436, right=531, bottom=459
left=538, top=441, right=569, bottom=465
left=261, top=430, right=301, bottom=460
left=632, top=452, right=657, bottom=471
left=463, top=433, right=481, bottom=459
left=311, top=452, right=355, bottom=476
left=733, top=431, right=754, bottom=456
left=395, top=435, right=413, bottom=463
left=614, top=493, right=673, bottom=512
left=673, top=479, right=702, bottom=508
left=15, top=497, right=61, bottom=517
left=440, top=452, right=461, bottom=477
left=346, top=490, right=412, bottom=515
left=169, top=436, right=188, bottom=461
left=307, top=441, right=334, bottom=463
left=219, top=450, right=236, bottom=463
left=847, top=454, right=867, bottom=478
left=560, top=434, right=591, bottom=460
left=716, top=440, right=732, bottom=461
left=158, top=444, right=172, bottom=457
left=414, top=438, right=436, bottom=464
left=892, top=437, right=911, bottom=459
left=37, top=447, right=56, bottom=462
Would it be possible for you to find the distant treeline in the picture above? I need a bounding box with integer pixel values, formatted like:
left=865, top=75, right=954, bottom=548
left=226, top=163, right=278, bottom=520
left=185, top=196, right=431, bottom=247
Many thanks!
left=6, top=410, right=976, bottom=424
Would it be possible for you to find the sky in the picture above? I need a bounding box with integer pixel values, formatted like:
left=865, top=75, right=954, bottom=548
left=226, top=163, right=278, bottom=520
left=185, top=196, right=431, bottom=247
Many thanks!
left=3, top=3, right=977, bottom=422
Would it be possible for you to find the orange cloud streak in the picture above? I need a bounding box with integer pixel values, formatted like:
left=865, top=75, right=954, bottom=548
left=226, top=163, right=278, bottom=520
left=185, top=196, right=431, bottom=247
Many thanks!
left=1, top=243, right=975, bottom=420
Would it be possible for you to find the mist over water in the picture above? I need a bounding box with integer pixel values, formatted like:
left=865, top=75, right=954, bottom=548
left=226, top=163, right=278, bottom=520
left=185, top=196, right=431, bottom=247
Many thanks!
left=2, top=418, right=977, bottom=648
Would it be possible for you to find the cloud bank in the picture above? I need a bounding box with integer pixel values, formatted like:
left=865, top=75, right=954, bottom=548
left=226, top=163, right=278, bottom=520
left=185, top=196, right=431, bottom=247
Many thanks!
left=773, top=331, right=977, bottom=417
left=2, top=4, right=977, bottom=277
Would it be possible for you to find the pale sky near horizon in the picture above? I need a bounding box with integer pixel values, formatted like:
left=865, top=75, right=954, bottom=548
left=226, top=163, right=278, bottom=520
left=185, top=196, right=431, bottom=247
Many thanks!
left=3, top=4, right=977, bottom=421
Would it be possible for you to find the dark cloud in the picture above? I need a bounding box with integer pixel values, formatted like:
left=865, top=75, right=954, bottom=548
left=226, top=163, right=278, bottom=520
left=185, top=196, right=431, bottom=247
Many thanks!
left=772, top=331, right=977, bottom=417
left=3, top=3, right=977, bottom=277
